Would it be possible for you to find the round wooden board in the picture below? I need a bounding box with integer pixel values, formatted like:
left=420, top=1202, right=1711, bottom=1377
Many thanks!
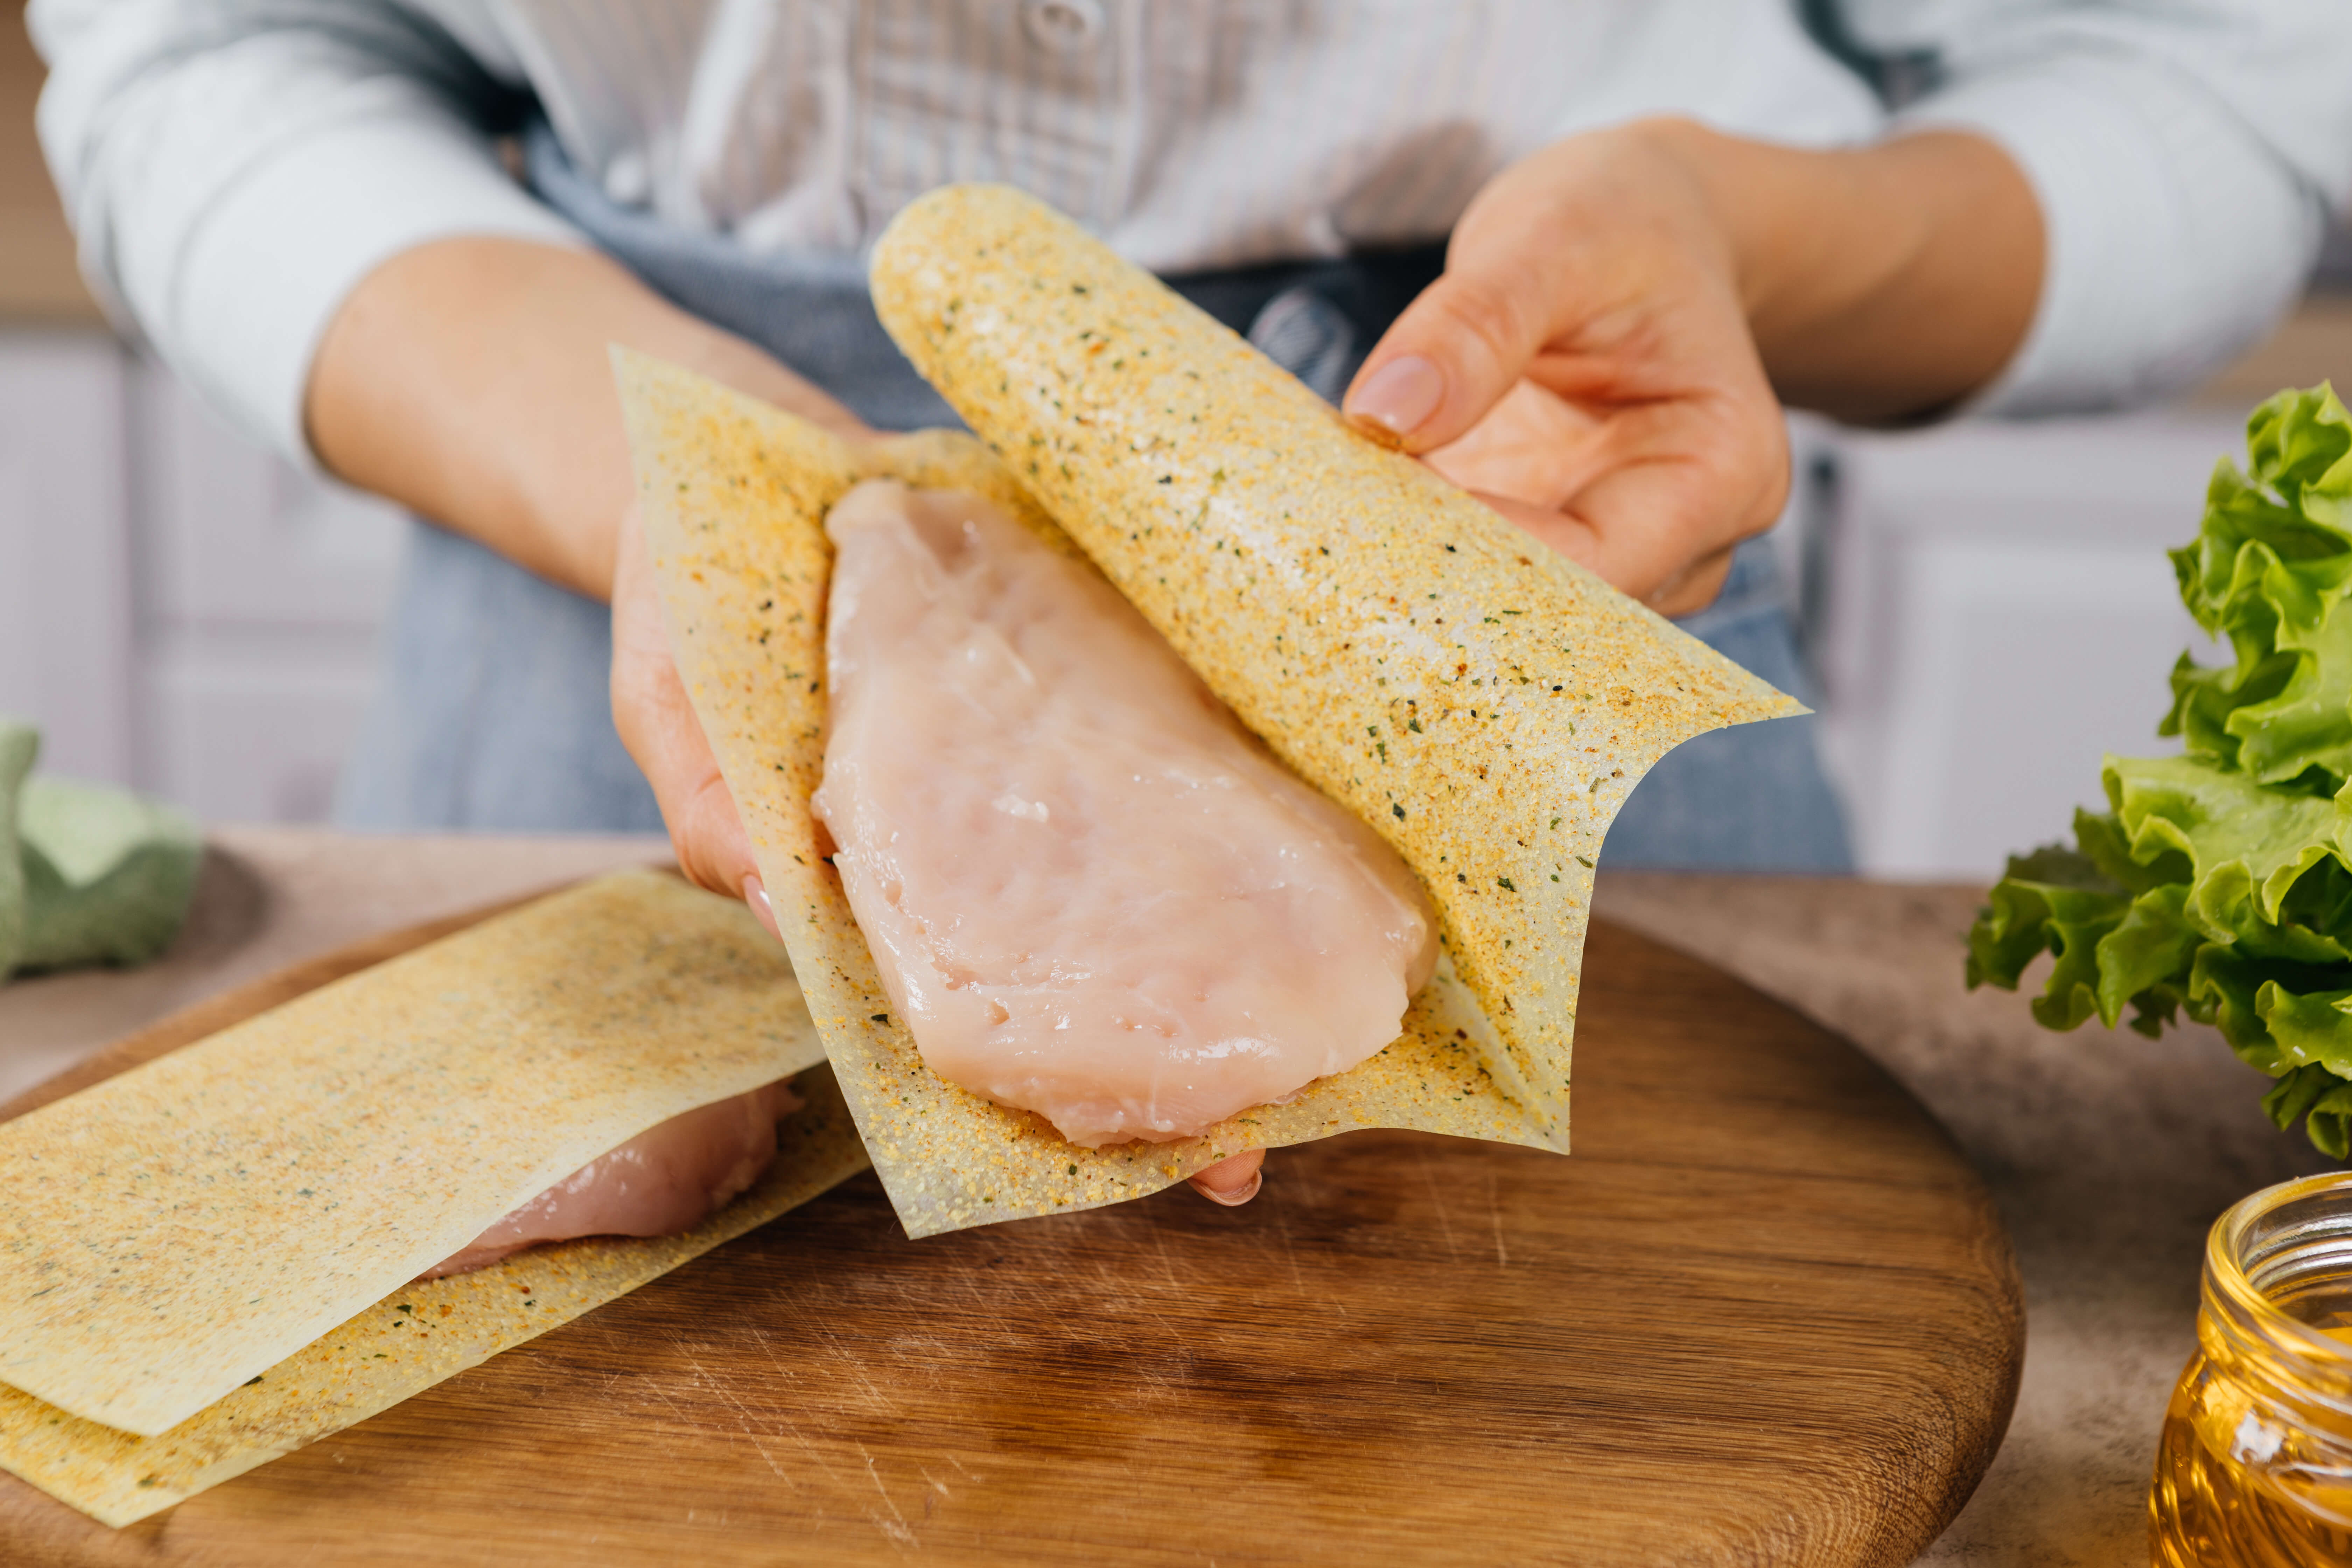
left=0, top=904, right=2020, bottom=1567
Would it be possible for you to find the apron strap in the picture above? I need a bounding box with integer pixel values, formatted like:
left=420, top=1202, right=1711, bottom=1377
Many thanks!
left=522, top=121, right=1441, bottom=424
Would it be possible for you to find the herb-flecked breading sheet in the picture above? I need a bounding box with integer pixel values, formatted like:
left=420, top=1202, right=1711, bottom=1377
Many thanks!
left=0, top=1060, right=867, bottom=1528
left=618, top=186, right=1795, bottom=1239
left=0, top=870, right=854, bottom=1454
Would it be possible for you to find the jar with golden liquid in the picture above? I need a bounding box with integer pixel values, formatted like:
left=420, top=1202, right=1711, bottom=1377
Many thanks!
left=2153, top=1171, right=2352, bottom=1564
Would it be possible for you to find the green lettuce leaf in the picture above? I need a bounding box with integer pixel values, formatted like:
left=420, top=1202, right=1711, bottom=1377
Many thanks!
left=2074, top=804, right=2188, bottom=892
left=1963, top=844, right=2131, bottom=1030
left=1966, top=384, right=2352, bottom=1157
left=2104, top=754, right=2343, bottom=922
left=2163, top=385, right=2352, bottom=790
left=2265, top=1063, right=2352, bottom=1159
left=2098, top=882, right=2199, bottom=1034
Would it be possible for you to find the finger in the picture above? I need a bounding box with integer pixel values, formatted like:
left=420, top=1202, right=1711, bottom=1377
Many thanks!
left=1344, top=267, right=1548, bottom=455
left=609, top=506, right=764, bottom=907
left=1340, top=168, right=1592, bottom=454
left=1560, top=395, right=1784, bottom=607
left=1635, top=538, right=1739, bottom=620
left=1188, top=1149, right=1265, bottom=1207
left=1438, top=379, right=1785, bottom=610
left=1474, top=468, right=1743, bottom=618
left=1472, top=491, right=1601, bottom=572
left=1421, top=379, right=1609, bottom=512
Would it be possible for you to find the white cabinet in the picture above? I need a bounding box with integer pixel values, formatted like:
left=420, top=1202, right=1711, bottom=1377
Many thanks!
left=134, top=365, right=404, bottom=628
left=143, top=653, right=383, bottom=824
left=0, top=333, right=130, bottom=784
left=129, top=367, right=403, bottom=823
left=1812, top=411, right=2238, bottom=880
left=0, top=330, right=405, bottom=822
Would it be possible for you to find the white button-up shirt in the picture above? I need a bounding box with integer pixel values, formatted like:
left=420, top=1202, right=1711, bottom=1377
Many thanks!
left=29, top=1, right=2352, bottom=463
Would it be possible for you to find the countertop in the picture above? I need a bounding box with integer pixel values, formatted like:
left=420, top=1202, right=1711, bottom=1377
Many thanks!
left=0, top=827, right=2327, bottom=1564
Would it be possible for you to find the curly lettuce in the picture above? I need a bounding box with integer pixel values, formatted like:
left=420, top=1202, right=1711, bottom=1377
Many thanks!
left=2164, top=384, right=2352, bottom=788
left=1968, top=385, right=2352, bottom=1155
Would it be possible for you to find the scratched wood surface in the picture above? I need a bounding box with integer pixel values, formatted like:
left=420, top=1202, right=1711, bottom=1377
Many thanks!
left=0, top=904, right=2022, bottom=1567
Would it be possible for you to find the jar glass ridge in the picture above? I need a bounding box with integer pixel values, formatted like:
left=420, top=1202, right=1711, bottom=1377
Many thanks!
left=2152, top=1172, right=2352, bottom=1565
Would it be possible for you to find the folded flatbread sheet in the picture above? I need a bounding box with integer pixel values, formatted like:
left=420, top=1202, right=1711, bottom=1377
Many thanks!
left=619, top=185, right=1795, bottom=1239
left=0, top=869, right=868, bottom=1524
left=0, top=1068, right=863, bottom=1528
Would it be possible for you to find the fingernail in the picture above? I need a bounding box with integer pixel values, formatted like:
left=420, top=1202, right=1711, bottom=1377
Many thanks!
left=743, top=874, right=780, bottom=941
left=1345, top=355, right=1443, bottom=441
left=1196, top=1170, right=1262, bottom=1208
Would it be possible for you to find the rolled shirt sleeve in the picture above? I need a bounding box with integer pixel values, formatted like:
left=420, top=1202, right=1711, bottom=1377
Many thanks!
left=34, top=0, right=2352, bottom=449
left=29, top=1, right=586, bottom=465
left=1863, top=1, right=2352, bottom=417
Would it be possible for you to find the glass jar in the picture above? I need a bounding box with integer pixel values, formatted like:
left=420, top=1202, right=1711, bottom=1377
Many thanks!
left=2152, top=1171, right=2352, bottom=1565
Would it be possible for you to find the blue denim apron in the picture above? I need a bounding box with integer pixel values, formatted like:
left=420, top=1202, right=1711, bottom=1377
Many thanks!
left=336, top=131, right=1851, bottom=872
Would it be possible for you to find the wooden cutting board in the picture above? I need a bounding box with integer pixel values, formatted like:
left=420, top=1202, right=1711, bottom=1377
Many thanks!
left=0, top=901, right=2021, bottom=1567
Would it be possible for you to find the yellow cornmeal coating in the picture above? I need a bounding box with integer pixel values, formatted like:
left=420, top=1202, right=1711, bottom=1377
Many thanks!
left=870, top=185, right=1799, bottom=1149
left=0, top=1069, right=868, bottom=1528
left=0, top=870, right=832, bottom=1438
left=618, top=331, right=1787, bottom=1240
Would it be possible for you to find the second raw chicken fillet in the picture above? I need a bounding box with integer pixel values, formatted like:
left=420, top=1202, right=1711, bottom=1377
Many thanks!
left=421, top=1078, right=804, bottom=1278
left=812, top=479, right=1438, bottom=1147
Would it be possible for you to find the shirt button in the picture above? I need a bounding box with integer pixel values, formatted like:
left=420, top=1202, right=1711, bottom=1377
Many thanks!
left=602, top=150, right=651, bottom=206
left=1022, top=0, right=1103, bottom=52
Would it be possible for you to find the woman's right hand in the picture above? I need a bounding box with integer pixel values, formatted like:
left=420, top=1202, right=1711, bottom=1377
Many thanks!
left=307, top=235, right=872, bottom=926
left=607, top=501, right=776, bottom=923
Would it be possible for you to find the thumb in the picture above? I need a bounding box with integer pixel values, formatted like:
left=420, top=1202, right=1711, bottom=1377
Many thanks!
left=1342, top=242, right=1553, bottom=455
left=609, top=505, right=772, bottom=932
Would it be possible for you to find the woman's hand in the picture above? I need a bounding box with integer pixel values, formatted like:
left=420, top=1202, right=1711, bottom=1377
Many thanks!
left=1344, top=119, right=2043, bottom=616
left=310, top=236, right=866, bottom=910
left=608, top=502, right=772, bottom=921
left=1347, top=129, right=1782, bottom=615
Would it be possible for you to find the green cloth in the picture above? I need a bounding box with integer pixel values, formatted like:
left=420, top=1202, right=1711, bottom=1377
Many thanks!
left=0, top=718, right=202, bottom=985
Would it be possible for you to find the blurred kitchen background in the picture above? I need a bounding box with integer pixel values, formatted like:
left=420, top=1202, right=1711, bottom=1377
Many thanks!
left=1, top=12, right=2346, bottom=881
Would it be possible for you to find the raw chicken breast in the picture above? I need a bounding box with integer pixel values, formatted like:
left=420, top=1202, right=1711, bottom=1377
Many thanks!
left=421, top=1078, right=801, bottom=1279
left=813, top=479, right=1437, bottom=1147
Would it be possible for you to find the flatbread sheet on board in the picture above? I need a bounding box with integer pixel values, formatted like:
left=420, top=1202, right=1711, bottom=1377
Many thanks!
left=0, top=1065, right=867, bottom=1527
left=0, top=870, right=847, bottom=1444
left=619, top=184, right=1795, bottom=1239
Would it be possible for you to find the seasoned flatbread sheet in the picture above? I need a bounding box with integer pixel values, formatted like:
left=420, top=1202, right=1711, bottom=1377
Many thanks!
left=869, top=183, right=1800, bottom=1144
left=618, top=281, right=1790, bottom=1239
left=0, top=1065, right=868, bottom=1528
left=0, top=869, right=834, bottom=1438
